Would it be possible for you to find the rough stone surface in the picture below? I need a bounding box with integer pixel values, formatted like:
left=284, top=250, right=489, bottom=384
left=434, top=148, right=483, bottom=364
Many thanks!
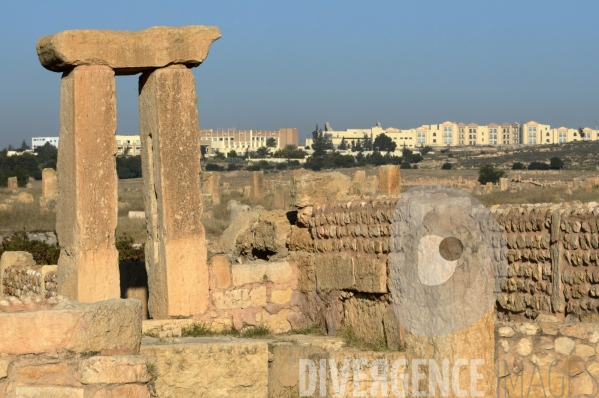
left=219, top=211, right=259, bottom=254
left=291, top=172, right=351, bottom=208
left=250, top=171, right=264, bottom=201
left=93, top=385, right=150, bottom=398
left=0, top=251, right=36, bottom=296
left=202, top=172, right=221, bottom=204
left=140, top=65, right=208, bottom=318
left=37, top=26, right=221, bottom=74
left=212, top=286, right=266, bottom=310
left=231, top=262, right=294, bottom=286
left=0, top=299, right=141, bottom=355
left=7, top=177, right=17, bottom=189
left=0, top=359, right=9, bottom=379
left=140, top=339, right=268, bottom=398
left=16, top=386, right=84, bottom=398
left=42, top=168, right=58, bottom=197
left=555, top=336, right=576, bottom=355
left=56, top=65, right=120, bottom=303
left=211, top=255, right=231, bottom=289
left=17, top=192, right=34, bottom=204
left=378, top=165, right=401, bottom=196
left=78, top=355, right=149, bottom=384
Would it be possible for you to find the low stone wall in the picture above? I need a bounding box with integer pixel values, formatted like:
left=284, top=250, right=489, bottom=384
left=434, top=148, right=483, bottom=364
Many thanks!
left=496, top=321, right=599, bottom=397
left=0, top=297, right=150, bottom=397
left=2, top=264, right=57, bottom=298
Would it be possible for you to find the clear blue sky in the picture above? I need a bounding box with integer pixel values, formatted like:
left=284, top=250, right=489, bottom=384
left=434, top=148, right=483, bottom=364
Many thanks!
left=1, top=0, right=599, bottom=149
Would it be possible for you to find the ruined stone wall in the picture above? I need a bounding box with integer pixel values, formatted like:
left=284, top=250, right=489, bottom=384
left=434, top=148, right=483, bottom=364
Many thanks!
left=1, top=265, right=58, bottom=299
left=493, top=202, right=599, bottom=322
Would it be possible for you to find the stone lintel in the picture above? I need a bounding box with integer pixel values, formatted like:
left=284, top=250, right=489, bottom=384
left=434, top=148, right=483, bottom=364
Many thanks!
left=37, top=25, right=221, bottom=74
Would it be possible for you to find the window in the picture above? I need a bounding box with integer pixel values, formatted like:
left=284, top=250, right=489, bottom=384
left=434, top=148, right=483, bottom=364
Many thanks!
left=433, top=132, right=437, bottom=137
left=417, top=132, right=426, bottom=145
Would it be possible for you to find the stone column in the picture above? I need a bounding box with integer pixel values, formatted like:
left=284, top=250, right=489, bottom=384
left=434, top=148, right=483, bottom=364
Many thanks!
left=139, top=65, right=208, bottom=319
left=7, top=177, right=17, bottom=189
left=56, top=65, right=120, bottom=302
left=41, top=168, right=57, bottom=197
left=250, top=171, right=264, bottom=201
left=378, top=165, right=401, bottom=196
left=202, top=172, right=221, bottom=204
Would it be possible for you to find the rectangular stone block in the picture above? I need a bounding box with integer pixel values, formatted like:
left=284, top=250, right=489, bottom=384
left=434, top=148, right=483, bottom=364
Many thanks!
left=38, top=26, right=221, bottom=74
left=212, top=286, right=266, bottom=309
left=250, top=171, right=264, bottom=201
left=292, top=172, right=350, bottom=208
left=7, top=177, right=17, bottom=189
left=211, top=255, right=231, bottom=289
left=231, top=262, right=294, bottom=286
left=78, top=355, right=149, bottom=384
left=140, top=66, right=208, bottom=318
left=56, top=65, right=120, bottom=303
left=353, top=256, right=387, bottom=293
left=378, top=165, right=401, bottom=196
left=0, top=299, right=141, bottom=355
left=42, top=168, right=57, bottom=197
left=202, top=172, right=221, bottom=204
left=16, top=386, right=83, bottom=398
left=140, top=339, right=268, bottom=398
left=93, top=385, right=150, bottom=398
left=314, top=253, right=354, bottom=292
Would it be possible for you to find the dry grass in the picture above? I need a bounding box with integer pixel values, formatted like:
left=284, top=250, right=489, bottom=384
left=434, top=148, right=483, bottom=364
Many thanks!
left=474, top=186, right=599, bottom=206
left=0, top=184, right=56, bottom=234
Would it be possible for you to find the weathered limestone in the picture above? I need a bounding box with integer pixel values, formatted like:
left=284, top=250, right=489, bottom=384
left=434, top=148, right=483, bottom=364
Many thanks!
left=378, top=164, right=401, bottom=196
left=202, top=171, right=221, bottom=204
left=56, top=65, right=120, bottom=303
left=140, top=65, right=208, bottom=318
left=250, top=171, right=264, bottom=201
left=17, top=192, right=34, bottom=203
left=0, top=251, right=35, bottom=296
left=41, top=168, right=57, bottom=197
left=7, top=176, right=18, bottom=189
left=273, top=183, right=290, bottom=210
left=0, top=299, right=141, bottom=355
left=78, top=356, right=150, bottom=384
left=37, top=26, right=221, bottom=74
left=499, top=177, right=509, bottom=191
left=292, top=171, right=351, bottom=207
left=141, top=339, right=268, bottom=398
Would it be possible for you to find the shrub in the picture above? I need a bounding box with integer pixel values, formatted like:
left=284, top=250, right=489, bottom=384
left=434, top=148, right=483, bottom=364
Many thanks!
left=115, top=234, right=145, bottom=262
left=478, top=165, right=505, bottom=185
left=512, top=162, right=526, bottom=170
left=550, top=157, right=564, bottom=170
left=205, top=163, right=225, bottom=171
left=441, top=163, right=453, bottom=170
left=528, top=161, right=550, bottom=170
left=0, top=233, right=60, bottom=265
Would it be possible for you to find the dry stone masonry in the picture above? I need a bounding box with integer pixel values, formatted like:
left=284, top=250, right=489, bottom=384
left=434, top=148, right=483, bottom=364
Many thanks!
left=37, top=26, right=220, bottom=317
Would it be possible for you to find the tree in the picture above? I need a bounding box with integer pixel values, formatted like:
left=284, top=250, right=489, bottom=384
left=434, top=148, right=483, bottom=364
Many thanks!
left=528, top=161, right=550, bottom=170
left=512, top=162, right=526, bottom=170
left=420, top=146, right=433, bottom=155
left=373, top=133, right=397, bottom=153
left=266, top=137, right=277, bottom=148
left=213, top=151, right=226, bottom=160
left=310, top=125, right=333, bottom=156
left=227, top=150, right=238, bottom=158
left=338, top=138, right=349, bottom=151
left=550, top=157, right=564, bottom=170
left=255, top=146, right=271, bottom=158
left=19, top=140, right=30, bottom=152
left=442, top=163, right=453, bottom=170
left=478, top=165, right=505, bottom=185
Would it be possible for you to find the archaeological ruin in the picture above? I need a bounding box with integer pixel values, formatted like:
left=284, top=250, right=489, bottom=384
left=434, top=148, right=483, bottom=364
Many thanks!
left=1, top=24, right=599, bottom=397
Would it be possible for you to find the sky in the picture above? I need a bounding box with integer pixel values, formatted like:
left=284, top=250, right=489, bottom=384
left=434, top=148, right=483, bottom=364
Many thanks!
left=1, top=1, right=599, bottom=149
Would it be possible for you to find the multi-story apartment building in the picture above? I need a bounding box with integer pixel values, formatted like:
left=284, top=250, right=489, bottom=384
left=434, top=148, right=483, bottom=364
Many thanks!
left=31, top=137, right=59, bottom=150
left=116, top=135, right=141, bottom=156
left=199, top=127, right=298, bottom=155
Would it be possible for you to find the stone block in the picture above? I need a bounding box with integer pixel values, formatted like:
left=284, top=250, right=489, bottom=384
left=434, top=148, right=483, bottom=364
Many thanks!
left=257, top=309, right=291, bottom=333
left=292, top=172, right=351, bottom=207
left=7, top=177, right=17, bottom=189
left=42, top=168, right=57, bottom=197
left=250, top=171, right=264, bottom=201
left=271, top=288, right=293, bottom=304
left=140, top=339, right=268, bottom=398
left=0, top=251, right=35, bottom=296
left=93, top=385, right=150, bottom=398
left=353, top=256, right=387, bottom=293
left=211, top=255, right=231, bottom=289
left=378, top=165, right=401, bottom=196
left=78, top=355, right=149, bottom=384
left=219, top=210, right=259, bottom=254
left=231, top=262, right=294, bottom=286
left=16, top=386, right=83, bottom=398
left=287, top=226, right=314, bottom=252
left=289, top=252, right=315, bottom=292
left=314, top=253, right=354, bottom=292
left=213, top=286, right=266, bottom=309
left=0, top=299, right=141, bottom=355
left=140, top=66, right=208, bottom=318
left=0, top=359, right=9, bottom=379
left=273, top=183, right=289, bottom=210
left=127, top=211, right=145, bottom=219
left=17, top=192, right=33, bottom=204
left=202, top=172, right=221, bottom=204
left=56, top=65, right=120, bottom=303
left=342, top=295, right=386, bottom=343
left=499, top=177, right=509, bottom=191
left=37, top=26, right=221, bottom=74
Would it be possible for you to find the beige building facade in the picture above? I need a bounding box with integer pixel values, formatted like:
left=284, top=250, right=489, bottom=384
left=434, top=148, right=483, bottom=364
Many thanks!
left=306, top=120, right=599, bottom=150
left=199, top=127, right=298, bottom=155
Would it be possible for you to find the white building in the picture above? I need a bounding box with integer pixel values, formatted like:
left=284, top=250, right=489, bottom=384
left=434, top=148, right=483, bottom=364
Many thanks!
left=32, top=137, right=59, bottom=150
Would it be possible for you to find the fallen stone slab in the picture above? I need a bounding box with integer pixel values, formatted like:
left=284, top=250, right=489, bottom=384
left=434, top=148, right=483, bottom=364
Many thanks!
left=37, top=26, right=221, bottom=74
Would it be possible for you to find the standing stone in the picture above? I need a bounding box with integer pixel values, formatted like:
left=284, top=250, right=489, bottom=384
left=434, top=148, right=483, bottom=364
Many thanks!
left=273, top=184, right=289, bottom=210
left=378, top=165, right=401, bottom=196
left=56, top=65, right=120, bottom=303
left=42, top=168, right=58, bottom=197
left=353, top=170, right=366, bottom=182
left=7, top=177, right=17, bottom=189
left=499, top=178, right=509, bottom=192
left=250, top=171, right=264, bottom=201
left=140, top=65, right=208, bottom=318
left=243, top=186, right=251, bottom=198
left=202, top=172, right=221, bottom=205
